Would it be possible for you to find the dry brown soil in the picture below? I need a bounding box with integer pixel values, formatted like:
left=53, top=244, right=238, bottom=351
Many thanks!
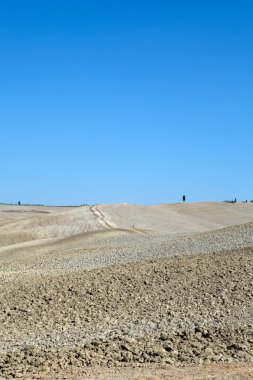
left=0, top=204, right=252, bottom=379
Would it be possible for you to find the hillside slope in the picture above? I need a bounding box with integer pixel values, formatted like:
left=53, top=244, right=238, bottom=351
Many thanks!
left=0, top=202, right=253, bottom=250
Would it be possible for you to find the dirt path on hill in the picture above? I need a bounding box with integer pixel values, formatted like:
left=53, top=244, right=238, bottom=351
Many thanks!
left=90, top=205, right=114, bottom=229
left=23, top=363, right=253, bottom=379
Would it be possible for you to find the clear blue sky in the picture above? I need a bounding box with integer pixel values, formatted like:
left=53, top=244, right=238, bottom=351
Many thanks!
left=0, top=1, right=252, bottom=205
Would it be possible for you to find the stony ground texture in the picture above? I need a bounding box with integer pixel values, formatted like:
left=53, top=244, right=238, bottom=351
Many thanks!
left=0, top=245, right=253, bottom=378
left=0, top=204, right=252, bottom=379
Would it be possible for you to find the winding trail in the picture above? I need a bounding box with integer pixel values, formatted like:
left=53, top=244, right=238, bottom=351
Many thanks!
left=131, top=226, right=148, bottom=234
left=90, top=205, right=113, bottom=229
left=90, top=206, right=145, bottom=233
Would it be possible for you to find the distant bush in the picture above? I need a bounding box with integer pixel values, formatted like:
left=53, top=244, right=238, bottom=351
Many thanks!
left=0, top=202, right=46, bottom=206
left=224, top=199, right=253, bottom=203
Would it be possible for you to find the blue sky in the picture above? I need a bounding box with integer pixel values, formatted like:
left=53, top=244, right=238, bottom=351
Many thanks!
left=0, top=1, right=252, bottom=205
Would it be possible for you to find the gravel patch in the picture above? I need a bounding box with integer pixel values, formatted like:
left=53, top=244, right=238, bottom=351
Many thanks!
left=1, top=223, right=253, bottom=277
left=0, top=244, right=253, bottom=378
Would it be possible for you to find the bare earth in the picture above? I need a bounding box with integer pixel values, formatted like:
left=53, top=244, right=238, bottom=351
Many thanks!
left=0, top=202, right=252, bottom=379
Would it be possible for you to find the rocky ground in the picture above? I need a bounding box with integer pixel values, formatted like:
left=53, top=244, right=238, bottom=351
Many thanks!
left=0, top=232, right=253, bottom=378
left=0, top=204, right=253, bottom=379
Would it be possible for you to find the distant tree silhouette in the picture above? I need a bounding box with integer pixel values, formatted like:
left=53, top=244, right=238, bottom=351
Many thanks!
left=18, top=201, right=21, bottom=205
left=182, top=195, right=186, bottom=202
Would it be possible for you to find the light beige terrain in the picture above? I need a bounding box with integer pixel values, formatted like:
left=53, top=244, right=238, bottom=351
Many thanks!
left=1, top=201, right=253, bottom=247
left=0, top=202, right=252, bottom=379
